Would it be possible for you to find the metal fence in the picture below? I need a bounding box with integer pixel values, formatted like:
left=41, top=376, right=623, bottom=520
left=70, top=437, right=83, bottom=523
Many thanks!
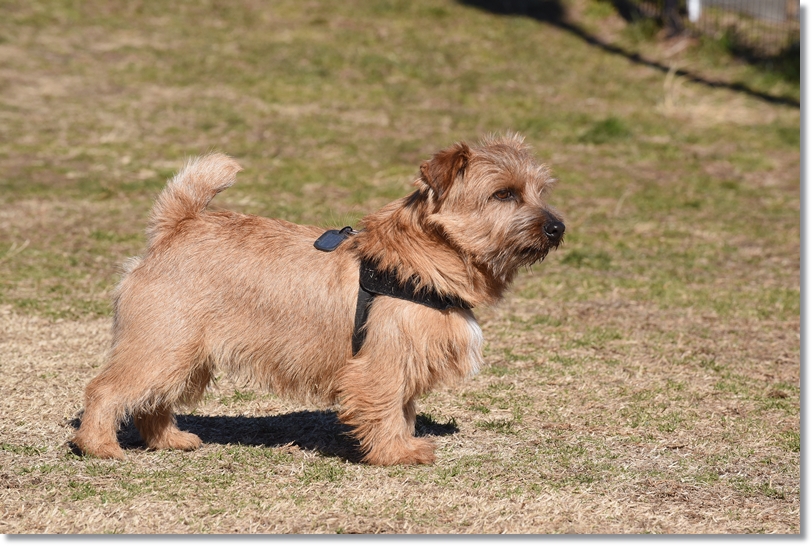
left=636, top=0, right=800, bottom=56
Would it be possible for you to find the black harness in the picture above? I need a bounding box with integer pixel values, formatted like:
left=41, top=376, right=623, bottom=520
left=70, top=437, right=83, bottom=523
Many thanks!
left=314, top=227, right=472, bottom=355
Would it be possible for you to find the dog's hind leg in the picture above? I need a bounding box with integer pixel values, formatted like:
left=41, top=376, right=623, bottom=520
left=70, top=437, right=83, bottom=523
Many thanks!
left=132, top=362, right=211, bottom=452
left=72, top=346, right=147, bottom=459
left=133, top=405, right=202, bottom=452
left=73, top=339, right=209, bottom=458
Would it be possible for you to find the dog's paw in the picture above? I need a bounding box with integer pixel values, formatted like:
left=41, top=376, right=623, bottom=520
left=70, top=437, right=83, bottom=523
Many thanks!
left=364, top=438, right=436, bottom=466
left=147, top=430, right=202, bottom=452
left=404, top=438, right=436, bottom=465
left=72, top=438, right=126, bottom=460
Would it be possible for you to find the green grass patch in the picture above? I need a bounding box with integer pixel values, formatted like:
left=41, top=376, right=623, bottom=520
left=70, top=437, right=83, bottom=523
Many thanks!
left=476, top=417, right=517, bottom=434
left=299, top=460, right=347, bottom=485
left=219, top=390, right=257, bottom=406
left=1, top=443, right=48, bottom=456
left=561, top=248, right=612, bottom=270
left=577, top=116, right=632, bottom=144
left=777, top=430, right=800, bottom=453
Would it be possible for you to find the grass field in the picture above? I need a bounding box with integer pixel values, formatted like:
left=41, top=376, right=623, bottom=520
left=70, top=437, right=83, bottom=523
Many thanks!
left=0, top=0, right=800, bottom=534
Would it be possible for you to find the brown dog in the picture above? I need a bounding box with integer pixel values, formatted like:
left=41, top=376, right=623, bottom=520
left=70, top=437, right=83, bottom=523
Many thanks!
left=72, top=133, right=564, bottom=465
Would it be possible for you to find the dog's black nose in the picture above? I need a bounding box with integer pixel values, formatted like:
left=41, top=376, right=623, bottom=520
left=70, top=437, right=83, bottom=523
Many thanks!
left=543, top=221, right=565, bottom=243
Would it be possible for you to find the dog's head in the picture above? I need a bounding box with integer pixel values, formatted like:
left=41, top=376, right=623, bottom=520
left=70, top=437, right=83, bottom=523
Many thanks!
left=414, top=133, right=564, bottom=284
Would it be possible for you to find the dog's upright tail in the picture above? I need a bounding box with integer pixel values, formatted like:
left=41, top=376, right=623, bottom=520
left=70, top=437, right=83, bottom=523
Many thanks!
left=146, top=153, right=242, bottom=249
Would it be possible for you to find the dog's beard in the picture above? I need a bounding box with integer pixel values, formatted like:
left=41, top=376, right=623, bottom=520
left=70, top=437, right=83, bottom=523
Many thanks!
left=518, top=244, right=550, bottom=265
left=481, top=235, right=561, bottom=284
left=516, top=236, right=562, bottom=267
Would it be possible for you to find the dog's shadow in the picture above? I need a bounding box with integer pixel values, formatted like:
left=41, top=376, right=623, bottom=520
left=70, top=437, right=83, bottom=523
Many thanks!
left=68, top=411, right=459, bottom=463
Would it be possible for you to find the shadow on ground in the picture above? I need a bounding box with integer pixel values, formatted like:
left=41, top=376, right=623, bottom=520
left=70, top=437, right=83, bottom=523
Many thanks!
left=68, top=411, right=459, bottom=463
left=460, top=0, right=800, bottom=108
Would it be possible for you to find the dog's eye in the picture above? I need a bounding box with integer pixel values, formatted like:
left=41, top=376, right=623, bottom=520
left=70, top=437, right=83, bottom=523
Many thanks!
left=492, top=189, right=515, bottom=201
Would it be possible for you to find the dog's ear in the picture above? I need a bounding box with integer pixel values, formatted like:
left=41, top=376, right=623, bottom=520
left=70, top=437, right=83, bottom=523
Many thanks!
left=419, top=142, right=470, bottom=199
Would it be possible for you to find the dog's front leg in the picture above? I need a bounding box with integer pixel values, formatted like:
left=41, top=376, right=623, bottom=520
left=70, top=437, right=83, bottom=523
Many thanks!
left=337, top=354, right=435, bottom=466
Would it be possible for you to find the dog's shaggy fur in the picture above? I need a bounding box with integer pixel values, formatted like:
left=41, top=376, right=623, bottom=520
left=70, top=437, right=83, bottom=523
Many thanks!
left=72, top=134, right=564, bottom=465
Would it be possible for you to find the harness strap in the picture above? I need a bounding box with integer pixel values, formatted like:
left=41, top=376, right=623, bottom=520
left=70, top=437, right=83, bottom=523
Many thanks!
left=352, top=283, right=376, bottom=356
left=312, top=228, right=472, bottom=357
left=351, top=258, right=472, bottom=356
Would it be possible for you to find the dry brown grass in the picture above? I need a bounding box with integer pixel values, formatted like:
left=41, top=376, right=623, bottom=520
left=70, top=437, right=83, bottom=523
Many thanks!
left=0, top=284, right=799, bottom=533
